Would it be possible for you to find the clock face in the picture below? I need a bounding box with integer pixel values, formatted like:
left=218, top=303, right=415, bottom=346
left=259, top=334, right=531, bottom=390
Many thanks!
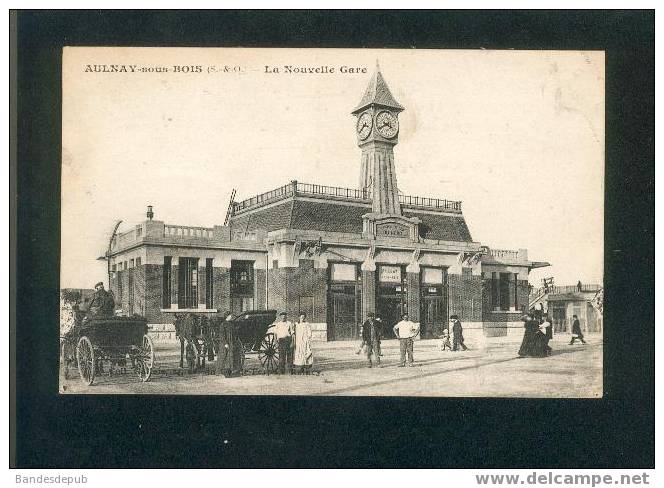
left=356, top=112, right=373, bottom=140
left=376, top=111, right=399, bottom=139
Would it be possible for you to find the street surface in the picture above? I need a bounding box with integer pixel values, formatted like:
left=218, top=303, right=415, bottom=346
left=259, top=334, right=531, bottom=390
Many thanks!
left=60, top=333, right=602, bottom=397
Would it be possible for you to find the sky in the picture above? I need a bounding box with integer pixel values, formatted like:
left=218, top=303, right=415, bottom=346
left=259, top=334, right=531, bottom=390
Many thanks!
left=62, top=47, right=604, bottom=289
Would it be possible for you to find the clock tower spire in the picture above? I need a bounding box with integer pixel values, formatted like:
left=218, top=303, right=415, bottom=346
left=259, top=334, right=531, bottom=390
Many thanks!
left=352, top=63, right=404, bottom=215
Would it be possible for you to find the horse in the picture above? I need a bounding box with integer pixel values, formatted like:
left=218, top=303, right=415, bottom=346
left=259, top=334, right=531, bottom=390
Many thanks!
left=174, top=313, right=219, bottom=372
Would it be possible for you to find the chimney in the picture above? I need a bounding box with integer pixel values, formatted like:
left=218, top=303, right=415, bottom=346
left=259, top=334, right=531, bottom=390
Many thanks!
left=146, top=205, right=154, bottom=221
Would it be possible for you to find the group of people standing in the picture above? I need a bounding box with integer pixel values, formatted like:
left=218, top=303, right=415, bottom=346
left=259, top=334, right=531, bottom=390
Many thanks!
left=215, top=310, right=314, bottom=377
left=518, top=304, right=588, bottom=358
left=359, top=312, right=421, bottom=367
left=517, top=308, right=552, bottom=358
left=266, top=311, right=314, bottom=375
left=358, top=312, right=469, bottom=368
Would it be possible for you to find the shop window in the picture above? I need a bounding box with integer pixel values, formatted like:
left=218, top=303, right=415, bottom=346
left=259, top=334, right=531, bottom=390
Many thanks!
left=499, top=273, right=511, bottom=311
left=422, top=267, right=445, bottom=284
left=231, top=260, right=254, bottom=297
left=205, top=258, right=214, bottom=309
left=513, top=273, right=519, bottom=309
left=178, top=257, right=199, bottom=309
left=491, top=273, right=499, bottom=309
left=231, top=297, right=254, bottom=313
left=162, top=257, right=172, bottom=309
left=331, top=263, right=357, bottom=282
left=128, top=272, right=134, bottom=314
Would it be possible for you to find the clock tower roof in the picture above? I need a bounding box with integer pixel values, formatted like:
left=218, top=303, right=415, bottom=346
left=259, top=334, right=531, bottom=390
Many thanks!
left=351, top=63, right=404, bottom=115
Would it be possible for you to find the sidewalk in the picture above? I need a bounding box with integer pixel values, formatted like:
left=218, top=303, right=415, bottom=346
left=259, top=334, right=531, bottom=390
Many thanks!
left=60, top=333, right=603, bottom=397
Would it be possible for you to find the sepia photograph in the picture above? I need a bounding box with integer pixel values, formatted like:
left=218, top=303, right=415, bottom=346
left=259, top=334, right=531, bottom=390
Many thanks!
left=13, top=8, right=656, bottom=474
left=59, top=47, right=605, bottom=397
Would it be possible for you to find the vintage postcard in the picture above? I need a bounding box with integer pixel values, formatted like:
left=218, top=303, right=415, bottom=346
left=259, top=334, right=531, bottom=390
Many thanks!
left=59, top=47, right=604, bottom=396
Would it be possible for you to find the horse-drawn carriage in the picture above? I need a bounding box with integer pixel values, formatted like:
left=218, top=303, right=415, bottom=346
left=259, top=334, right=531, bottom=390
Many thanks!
left=174, top=310, right=281, bottom=374
left=60, top=315, right=155, bottom=386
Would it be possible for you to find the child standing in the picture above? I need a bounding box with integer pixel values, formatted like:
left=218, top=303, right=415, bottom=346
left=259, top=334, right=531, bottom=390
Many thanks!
left=439, top=328, right=452, bottom=351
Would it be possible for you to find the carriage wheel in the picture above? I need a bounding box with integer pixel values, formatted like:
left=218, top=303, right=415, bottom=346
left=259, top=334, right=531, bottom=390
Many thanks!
left=258, top=333, right=279, bottom=374
left=76, top=336, right=95, bottom=386
left=135, top=334, right=155, bottom=382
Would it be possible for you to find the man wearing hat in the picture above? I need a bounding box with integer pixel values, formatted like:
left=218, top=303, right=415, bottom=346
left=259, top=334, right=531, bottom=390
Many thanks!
left=268, top=311, right=295, bottom=374
left=361, top=312, right=382, bottom=368
left=450, top=315, right=468, bottom=351
left=87, top=281, right=115, bottom=319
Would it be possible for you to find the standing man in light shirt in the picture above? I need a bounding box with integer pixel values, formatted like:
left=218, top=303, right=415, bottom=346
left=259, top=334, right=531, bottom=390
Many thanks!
left=269, top=311, right=295, bottom=375
left=393, top=312, right=419, bottom=367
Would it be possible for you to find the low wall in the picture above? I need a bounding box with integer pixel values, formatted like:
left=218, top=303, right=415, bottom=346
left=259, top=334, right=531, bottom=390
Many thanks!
left=310, top=323, right=328, bottom=342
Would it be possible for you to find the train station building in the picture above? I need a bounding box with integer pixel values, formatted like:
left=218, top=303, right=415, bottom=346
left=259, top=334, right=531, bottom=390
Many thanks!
left=106, top=67, right=548, bottom=342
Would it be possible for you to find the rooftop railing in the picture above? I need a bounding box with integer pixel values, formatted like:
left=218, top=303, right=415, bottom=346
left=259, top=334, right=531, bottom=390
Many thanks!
left=531, top=284, right=603, bottom=296
left=296, top=182, right=370, bottom=201
left=164, top=225, right=215, bottom=239
left=398, top=194, right=462, bottom=211
left=231, top=181, right=462, bottom=215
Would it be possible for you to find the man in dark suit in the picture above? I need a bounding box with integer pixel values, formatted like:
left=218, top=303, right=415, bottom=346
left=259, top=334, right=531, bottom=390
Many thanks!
left=569, top=314, right=587, bottom=344
left=87, top=282, right=115, bottom=319
left=362, top=312, right=382, bottom=368
left=451, top=315, right=468, bottom=351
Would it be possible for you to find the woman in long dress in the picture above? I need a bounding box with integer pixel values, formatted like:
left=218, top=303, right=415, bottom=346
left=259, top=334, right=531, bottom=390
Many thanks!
left=518, top=312, right=547, bottom=358
left=293, top=312, right=314, bottom=374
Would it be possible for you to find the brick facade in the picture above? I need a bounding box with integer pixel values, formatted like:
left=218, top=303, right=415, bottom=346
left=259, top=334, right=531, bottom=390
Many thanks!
left=447, top=273, right=482, bottom=322
left=406, top=272, right=421, bottom=322
left=361, top=270, right=376, bottom=318
left=267, top=265, right=327, bottom=323
left=213, top=267, right=231, bottom=315
left=110, top=260, right=533, bottom=342
left=144, top=264, right=164, bottom=323
left=254, top=269, right=267, bottom=310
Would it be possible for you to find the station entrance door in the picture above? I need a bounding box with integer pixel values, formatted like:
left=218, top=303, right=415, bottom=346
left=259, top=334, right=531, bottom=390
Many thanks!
left=376, top=265, right=407, bottom=339
left=420, top=267, right=448, bottom=338
left=327, top=263, right=362, bottom=341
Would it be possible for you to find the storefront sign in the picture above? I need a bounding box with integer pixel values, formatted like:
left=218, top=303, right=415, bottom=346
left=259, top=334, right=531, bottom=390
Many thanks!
left=375, top=222, right=409, bottom=239
left=379, top=265, right=402, bottom=283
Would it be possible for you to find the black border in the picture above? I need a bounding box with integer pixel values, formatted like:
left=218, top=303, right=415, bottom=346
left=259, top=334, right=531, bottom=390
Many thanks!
left=13, top=10, right=654, bottom=468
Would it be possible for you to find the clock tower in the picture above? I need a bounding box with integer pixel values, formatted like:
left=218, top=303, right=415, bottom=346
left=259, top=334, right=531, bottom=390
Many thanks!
left=353, top=63, right=420, bottom=243
left=352, top=62, right=404, bottom=215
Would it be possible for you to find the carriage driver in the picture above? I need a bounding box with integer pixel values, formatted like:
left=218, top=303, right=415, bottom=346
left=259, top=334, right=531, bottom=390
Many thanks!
left=87, top=281, right=116, bottom=320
